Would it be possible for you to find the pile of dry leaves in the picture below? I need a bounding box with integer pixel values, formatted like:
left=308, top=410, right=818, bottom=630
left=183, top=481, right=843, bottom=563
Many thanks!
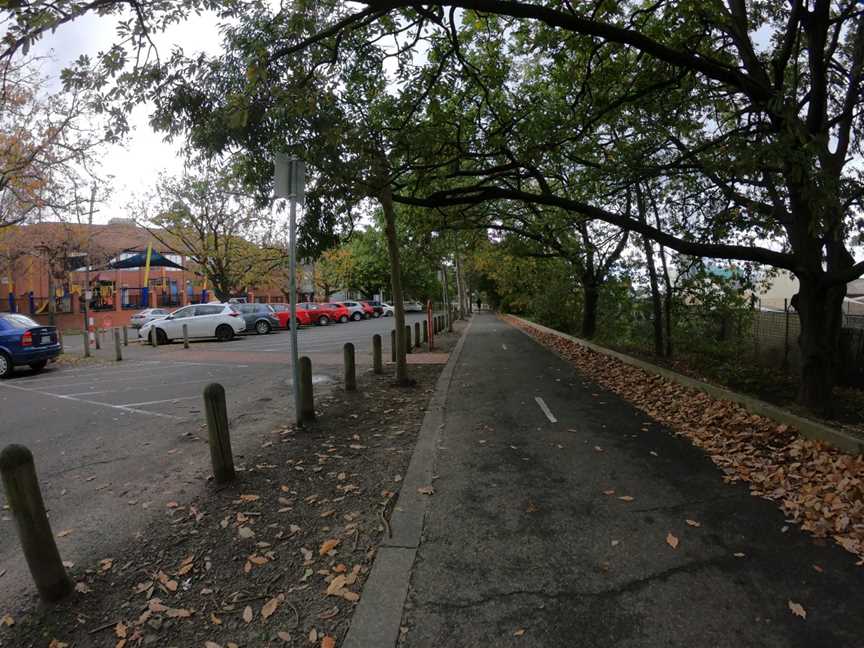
left=505, top=315, right=864, bottom=564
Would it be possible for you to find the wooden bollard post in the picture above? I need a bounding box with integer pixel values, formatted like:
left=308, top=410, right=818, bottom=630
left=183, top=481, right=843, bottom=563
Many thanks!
left=0, top=445, right=72, bottom=602
left=344, top=343, right=356, bottom=391
left=373, top=334, right=383, bottom=374
left=83, top=330, right=91, bottom=358
left=203, top=383, right=235, bottom=483
left=405, top=325, right=412, bottom=354
left=448, top=310, right=454, bottom=332
left=114, top=328, right=122, bottom=361
left=182, top=324, right=190, bottom=349
left=299, top=356, right=315, bottom=423
left=122, top=326, right=128, bottom=347
left=390, top=330, right=396, bottom=362
left=150, top=327, right=159, bottom=348
left=422, top=320, right=428, bottom=344
left=414, top=322, right=421, bottom=349
left=94, top=328, right=101, bottom=350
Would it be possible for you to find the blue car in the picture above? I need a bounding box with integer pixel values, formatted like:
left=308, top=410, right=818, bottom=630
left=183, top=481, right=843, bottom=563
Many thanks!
left=0, top=313, right=62, bottom=378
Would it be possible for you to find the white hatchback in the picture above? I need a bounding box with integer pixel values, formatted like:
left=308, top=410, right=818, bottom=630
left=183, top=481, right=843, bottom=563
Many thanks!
left=336, top=301, right=369, bottom=321
left=139, top=303, right=246, bottom=344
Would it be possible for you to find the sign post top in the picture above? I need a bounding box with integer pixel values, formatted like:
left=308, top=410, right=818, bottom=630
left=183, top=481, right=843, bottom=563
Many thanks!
left=274, top=154, right=306, bottom=203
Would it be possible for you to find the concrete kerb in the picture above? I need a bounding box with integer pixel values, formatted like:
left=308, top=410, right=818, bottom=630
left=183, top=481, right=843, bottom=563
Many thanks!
left=507, top=314, right=864, bottom=456
left=341, top=315, right=474, bottom=648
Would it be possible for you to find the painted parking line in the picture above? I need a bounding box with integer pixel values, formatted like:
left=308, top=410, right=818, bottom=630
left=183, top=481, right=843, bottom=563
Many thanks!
left=0, top=381, right=185, bottom=420
left=15, top=369, right=215, bottom=390
left=117, top=396, right=199, bottom=408
left=62, top=378, right=218, bottom=398
left=535, top=396, right=557, bottom=423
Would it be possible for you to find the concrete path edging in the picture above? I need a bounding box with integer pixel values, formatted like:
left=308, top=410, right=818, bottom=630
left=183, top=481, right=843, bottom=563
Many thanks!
left=342, top=316, right=474, bottom=648
left=507, top=314, right=864, bottom=456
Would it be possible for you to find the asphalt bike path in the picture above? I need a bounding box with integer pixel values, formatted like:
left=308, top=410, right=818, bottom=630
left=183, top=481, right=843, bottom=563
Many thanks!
left=399, top=312, right=864, bottom=648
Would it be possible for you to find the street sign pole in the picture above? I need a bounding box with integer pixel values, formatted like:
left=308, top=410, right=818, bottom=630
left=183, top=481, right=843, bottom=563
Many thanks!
left=288, top=189, right=301, bottom=424
left=275, top=154, right=305, bottom=426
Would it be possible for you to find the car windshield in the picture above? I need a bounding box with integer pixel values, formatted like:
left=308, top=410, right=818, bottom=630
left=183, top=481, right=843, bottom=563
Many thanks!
left=2, top=314, right=38, bottom=328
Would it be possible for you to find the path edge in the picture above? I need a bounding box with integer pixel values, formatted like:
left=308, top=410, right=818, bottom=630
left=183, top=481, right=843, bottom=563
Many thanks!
left=342, top=315, right=475, bottom=648
left=505, top=313, right=863, bottom=455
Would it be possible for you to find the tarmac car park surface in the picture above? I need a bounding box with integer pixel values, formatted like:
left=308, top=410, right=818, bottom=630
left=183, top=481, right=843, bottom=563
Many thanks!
left=0, top=312, right=430, bottom=609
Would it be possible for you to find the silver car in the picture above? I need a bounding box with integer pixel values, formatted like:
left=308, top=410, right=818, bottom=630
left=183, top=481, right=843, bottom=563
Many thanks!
left=129, top=308, right=170, bottom=329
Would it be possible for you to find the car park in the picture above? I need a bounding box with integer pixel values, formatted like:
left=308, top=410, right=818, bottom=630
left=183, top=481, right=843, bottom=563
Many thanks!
left=270, top=303, right=312, bottom=328
left=139, top=303, right=246, bottom=344
left=129, top=308, right=170, bottom=329
left=0, top=313, right=61, bottom=378
left=234, top=303, right=282, bottom=334
left=337, top=300, right=369, bottom=321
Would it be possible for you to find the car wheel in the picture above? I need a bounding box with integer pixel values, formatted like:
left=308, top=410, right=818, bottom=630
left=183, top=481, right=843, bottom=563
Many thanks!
left=156, top=328, right=169, bottom=345
left=28, top=360, right=47, bottom=372
left=0, top=352, right=12, bottom=379
left=216, top=324, right=234, bottom=342
left=373, top=312, right=381, bottom=318
left=339, top=315, right=349, bottom=323
left=317, top=315, right=330, bottom=326
left=351, top=312, right=362, bottom=321
left=255, top=320, right=271, bottom=335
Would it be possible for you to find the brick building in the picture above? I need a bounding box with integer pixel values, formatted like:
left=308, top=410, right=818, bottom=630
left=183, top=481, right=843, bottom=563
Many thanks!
left=0, top=219, right=297, bottom=330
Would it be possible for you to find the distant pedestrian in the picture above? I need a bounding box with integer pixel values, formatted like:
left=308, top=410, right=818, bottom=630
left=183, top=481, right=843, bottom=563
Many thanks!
left=476, top=298, right=482, bottom=311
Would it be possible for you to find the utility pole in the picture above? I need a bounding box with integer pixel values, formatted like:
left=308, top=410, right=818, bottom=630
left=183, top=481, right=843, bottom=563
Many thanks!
left=82, top=186, right=96, bottom=357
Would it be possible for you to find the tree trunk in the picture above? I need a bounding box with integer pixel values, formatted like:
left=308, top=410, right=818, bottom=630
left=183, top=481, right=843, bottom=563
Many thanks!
left=454, top=253, right=466, bottom=319
left=379, top=186, right=410, bottom=385
left=794, top=275, right=845, bottom=414
left=636, top=185, right=663, bottom=355
left=581, top=282, right=599, bottom=339
left=642, top=237, right=663, bottom=356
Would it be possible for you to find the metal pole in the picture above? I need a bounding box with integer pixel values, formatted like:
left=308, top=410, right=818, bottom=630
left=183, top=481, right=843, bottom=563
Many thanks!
left=289, top=183, right=301, bottom=426
left=82, top=186, right=96, bottom=358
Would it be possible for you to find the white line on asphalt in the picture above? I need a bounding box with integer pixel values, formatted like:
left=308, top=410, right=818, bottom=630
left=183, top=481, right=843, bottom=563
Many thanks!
left=502, top=343, right=508, bottom=350
left=61, top=378, right=218, bottom=398
left=0, top=381, right=185, bottom=420
left=117, top=396, right=199, bottom=407
left=170, top=361, right=250, bottom=368
left=535, top=396, right=557, bottom=423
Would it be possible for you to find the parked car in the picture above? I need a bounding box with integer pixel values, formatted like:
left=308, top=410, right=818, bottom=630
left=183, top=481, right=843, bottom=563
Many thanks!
left=381, top=302, right=394, bottom=317
left=337, top=300, right=369, bottom=321
left=0, top=313, right=61, bottom=378
left=298, top=302, right=335, bottom=326
left=270, top=303, right=312, bottom=329
left=234, top=303, right=281, bottom=334
left=139, top=303, right=245, bottom=344
left=129, top=308, right=170, bottom=329
left=358, top=301, right=376, bottom=318
left=303, top=302, right=351, bottom=324
left=361, top=300, right=384, bottom=317
left=404, top=300, right=424, bottom=312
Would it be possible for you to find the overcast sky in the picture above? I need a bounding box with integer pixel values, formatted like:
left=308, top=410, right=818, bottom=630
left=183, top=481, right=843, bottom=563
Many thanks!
left=32, top=9, right=226, bottom=224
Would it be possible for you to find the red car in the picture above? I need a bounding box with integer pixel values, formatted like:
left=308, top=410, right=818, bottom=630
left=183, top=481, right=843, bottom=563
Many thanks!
left=358, top=301, right=375, bottom=318
left=321, top=302, right=351, bottom=323
left=298, top=302, right=350, bottom=325
left=270, top=303, right=312, bottom=328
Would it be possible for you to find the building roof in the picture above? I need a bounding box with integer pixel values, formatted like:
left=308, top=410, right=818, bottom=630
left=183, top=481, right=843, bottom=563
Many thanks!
left=0, top=221, right=174, bottom=261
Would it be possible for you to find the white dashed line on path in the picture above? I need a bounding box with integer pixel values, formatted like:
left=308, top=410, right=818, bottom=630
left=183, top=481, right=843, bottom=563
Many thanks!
left=535, top=396, right=557, bottom=423
left=502, top=344, right=508, bottom=350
